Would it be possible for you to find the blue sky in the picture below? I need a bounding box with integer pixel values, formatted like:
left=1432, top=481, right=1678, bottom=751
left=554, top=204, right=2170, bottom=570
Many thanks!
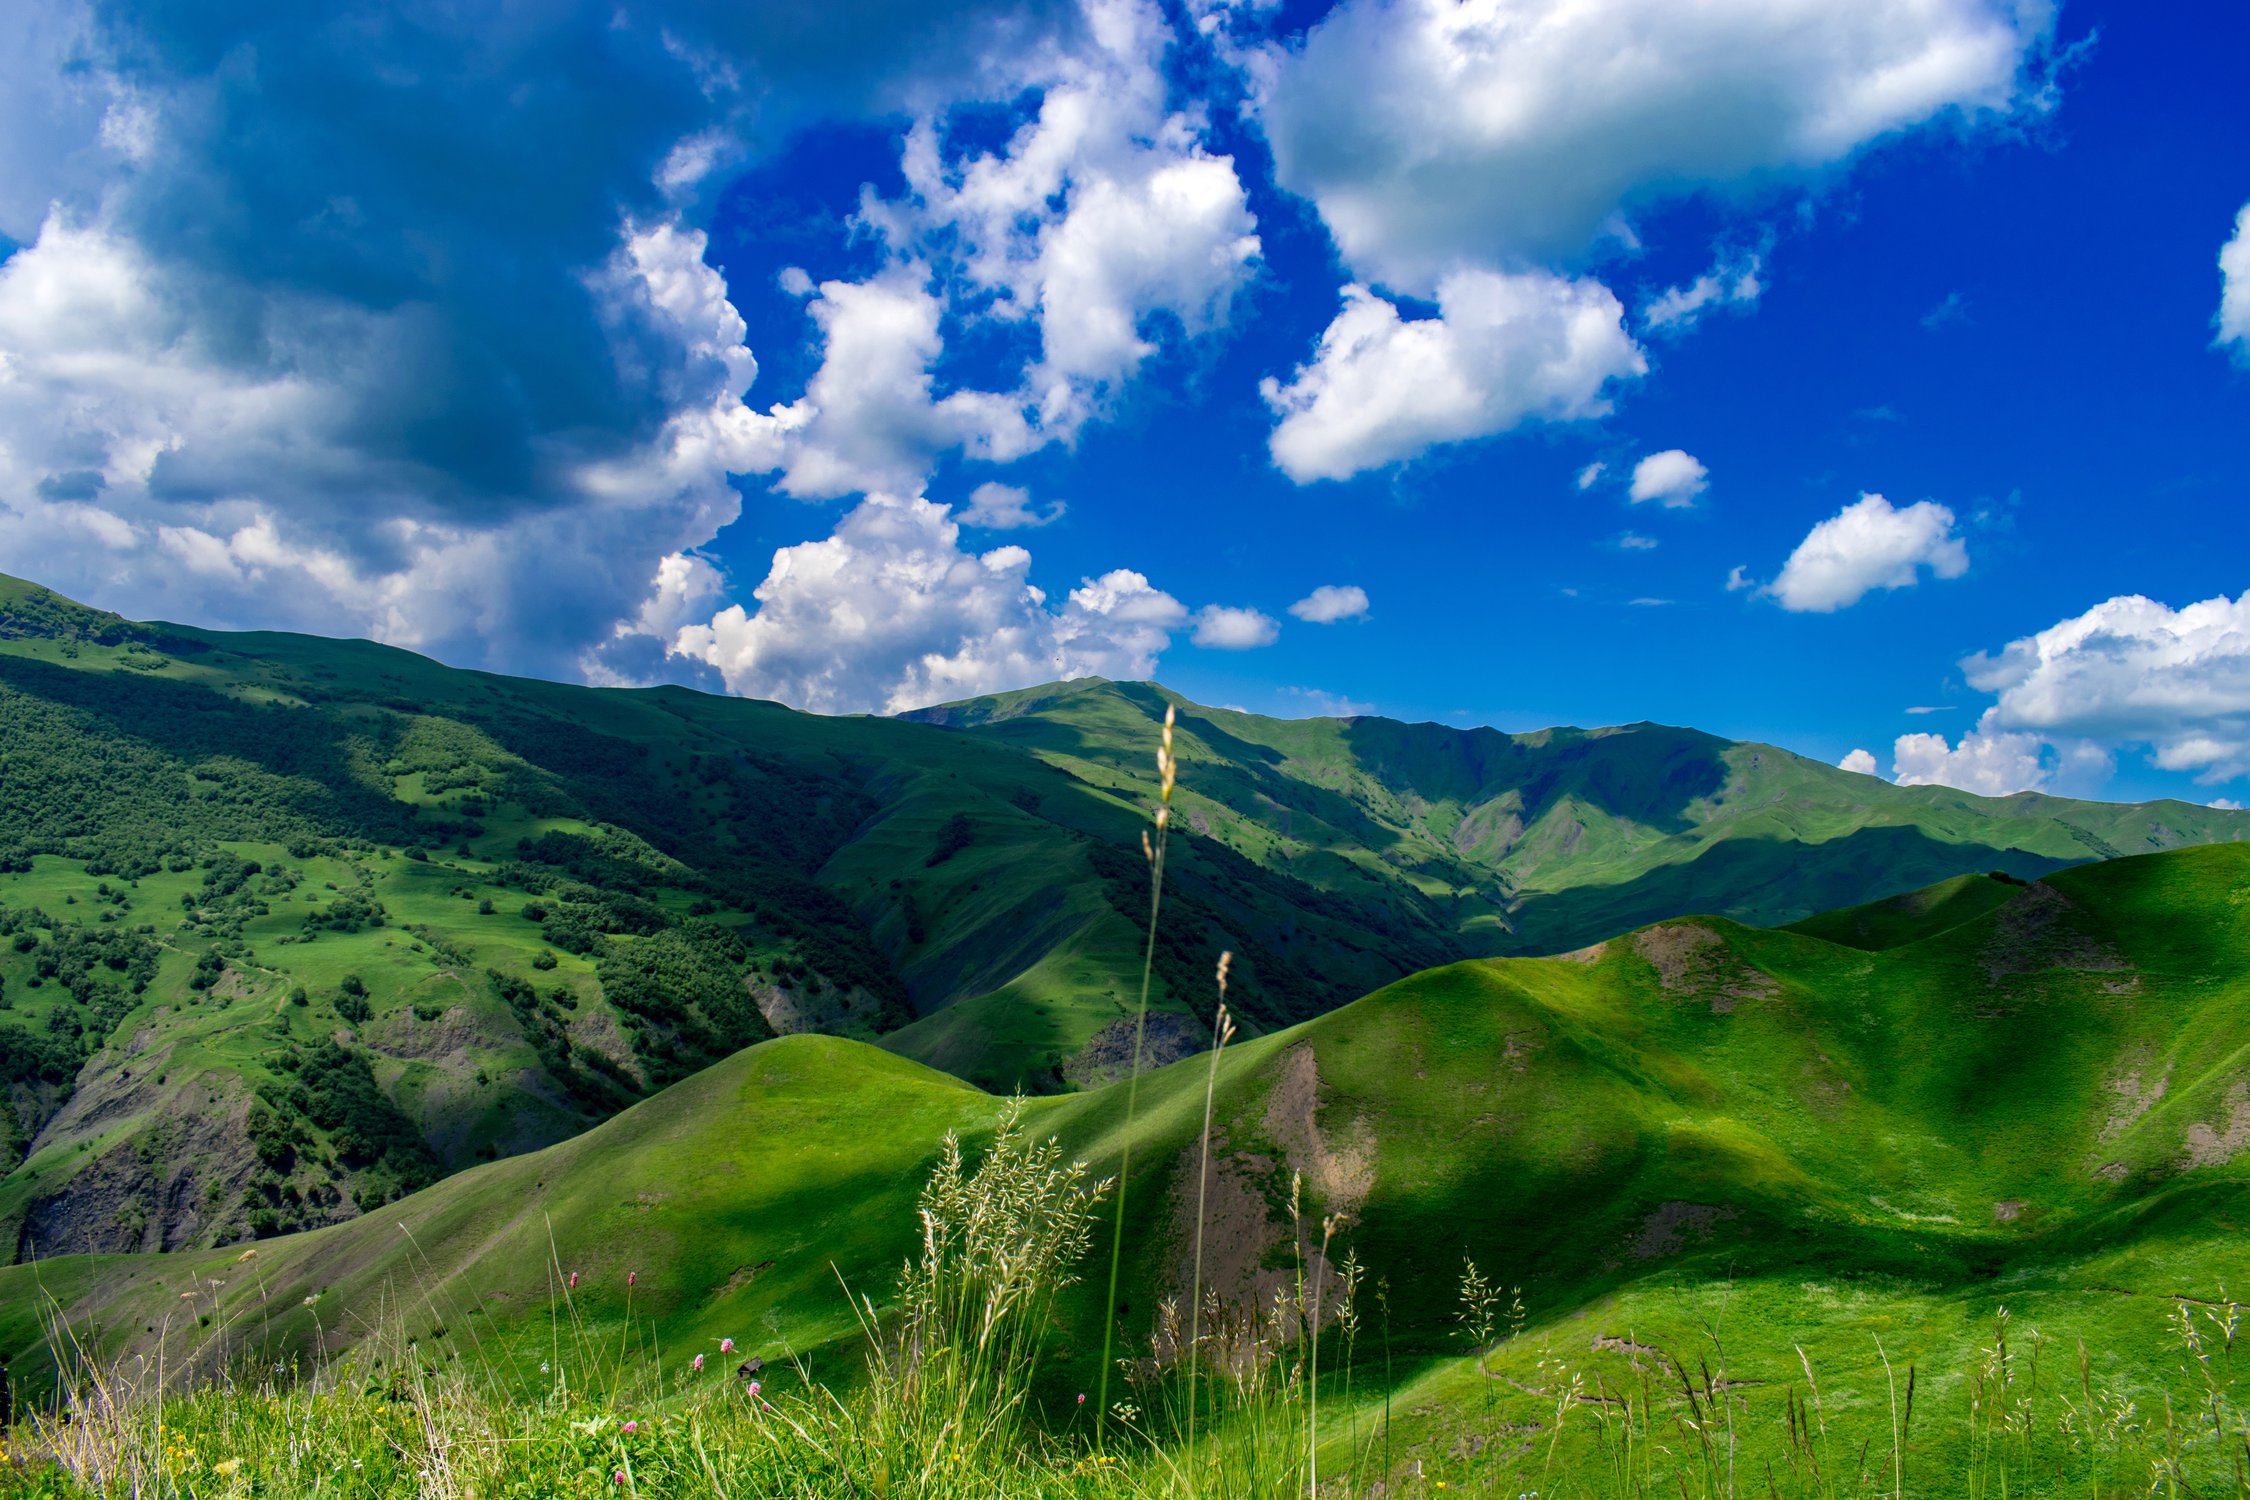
left=0, top=0, right=2245, bottom=804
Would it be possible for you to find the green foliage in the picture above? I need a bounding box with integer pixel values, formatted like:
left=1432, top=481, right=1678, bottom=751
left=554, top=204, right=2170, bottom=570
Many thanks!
left=299, top=890, right=386, bottom=935
left=3, top=569, right=2247, bottom=1274
left=597, top=927, right=772, bottom=1085
left=270, top=1042, right=439, bottom=1207
left=923, top=812, right=975, bottom=868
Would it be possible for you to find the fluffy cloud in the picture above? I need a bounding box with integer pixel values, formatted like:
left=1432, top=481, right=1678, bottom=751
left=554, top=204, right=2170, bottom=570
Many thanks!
left=1963, top=590, right=2250, bottom=782
left=1249, top=0, right=2053, bottom=480
left=1263, top=270, right=1644, bottom=482
left=1891, top=713, right=2060, bottom=796
left=958, top=481, right=1065, bottom=529
left=0, top=209, right=764, bottom=679
left=1257, top=0, right=2058, bottom=293
left=668, top=493, right=1186, bottom=713
left=1191, top=605, right=1281, bottom=649
left=2219, top=202, right=2250, bottom=363
left=1768, top=493, right=1969, bottom=613
left=881, top=0, right=1258, bottom=414
left=1575, top=461, right=1607, bottom=491
left=1883, top=710, right=2113, bottom=797
left=1644, top=252, right=1764, bottom=336
left=1288, top=584, right=1370, bottom=623
left=753, top=268, right=1040, bottom=500
left=0, top=0, right=1092, bottom=674
left=1628, top=450, right=1710, bottom=507
left=1838, top=748, right=1880, bottom=776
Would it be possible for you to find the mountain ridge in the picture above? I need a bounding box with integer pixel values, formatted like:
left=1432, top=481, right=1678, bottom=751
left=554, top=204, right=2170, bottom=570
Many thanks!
left=2, top=569, right=2244, bottom=1265
left=9, top=842, right=2250, bottom=1449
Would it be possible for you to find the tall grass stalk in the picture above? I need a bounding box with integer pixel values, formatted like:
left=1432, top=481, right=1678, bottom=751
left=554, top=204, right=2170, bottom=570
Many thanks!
left=1097, top=701, right=1178, bottom=1443
left=1183, top=959, right=1236, bottom=1465
left=1306, top=1212, right=1340, bottom=1500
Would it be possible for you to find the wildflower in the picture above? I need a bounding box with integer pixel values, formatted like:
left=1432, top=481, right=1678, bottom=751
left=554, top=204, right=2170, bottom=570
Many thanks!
left=719, top=1337, right=734, bottom=1353
left=613, top=1470, right=628, bottom=1486
left=1077, top=1393, right=1086, bottom=1404
left=747, top=1381, right=762, bottom=1400
left=214, top=1458, right=242, bottom=1477
left=622, top=1420, right=639, bottom=1435
left=568, top=1272, right=579, bottom=1289
left=627, top=1270, right=637, bottom=1287
left=692, top=1353, right=705, bottom=1371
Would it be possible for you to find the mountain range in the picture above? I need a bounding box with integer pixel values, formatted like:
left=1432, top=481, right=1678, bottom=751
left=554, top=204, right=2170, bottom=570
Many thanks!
left=8, top=837, right=2250, bottom=1475
left=2, top=569, right=2244, bottom=1266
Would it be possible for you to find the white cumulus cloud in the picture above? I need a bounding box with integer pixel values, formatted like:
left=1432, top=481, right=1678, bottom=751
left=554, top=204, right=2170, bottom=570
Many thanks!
left=668, top=493, right=1187, bottom=714
left=2219, top=202, right=2250, bottom=363
left=1886, top=710, right=2113, bottom=797
left=1962, top=590, right=2250, bottom=783
left=1191, top=604, right=1281, bottom=649
left=1256, top=0, right=2058, bottom=294
left=1768, top=493, right=1968, bottom=613
left=1263, top=270, right=1645, bottom=483
left=1891, top=712, right=2058, bottom=796
left=1288, top=584, right=1370, bottom=623
left=0, top=210, right=771, bottom=682
left=750, top=267, right=1042, bottom=501
left=1628, top=449, right=1710, bottom=507
left=1838, top=748, right=1880, bottom=776
left=881, top=0, right=1258, bottom=418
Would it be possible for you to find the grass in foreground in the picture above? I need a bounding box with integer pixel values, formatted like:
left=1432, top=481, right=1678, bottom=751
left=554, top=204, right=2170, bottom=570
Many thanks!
left=12, top=710, right=2250, bottom=1497
left=8, top=1162, right=2250, bottom=1498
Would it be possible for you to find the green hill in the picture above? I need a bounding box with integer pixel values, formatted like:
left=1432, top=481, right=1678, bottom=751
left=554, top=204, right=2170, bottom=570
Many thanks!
left=2, top=569, right=2244, bottom=1269
left=8, top=842, right=2250, bottom=1484
left=909, top=677, right=2238, bottom=953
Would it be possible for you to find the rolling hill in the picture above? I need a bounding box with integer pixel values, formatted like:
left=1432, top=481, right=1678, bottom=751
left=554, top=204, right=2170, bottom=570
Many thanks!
left=2, top=568, right=2244, bottom=1269
left=8, top=842, right=2250, bottom=1485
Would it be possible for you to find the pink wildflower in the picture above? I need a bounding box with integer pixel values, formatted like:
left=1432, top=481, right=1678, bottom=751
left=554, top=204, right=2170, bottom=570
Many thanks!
left=692, top=1353, right=705, bottom=1372
left=627, top=1270, right=637, bottom=1287
left=747, top=1381, right=761, bottom=1398
left=567, top=1272, right=578, bottom=1289
left=612, top=1471, right=627, bottom=1486
left=622, top=1420, right=639, bottom=1435
left=719, top=1338, right=734, bottom=1353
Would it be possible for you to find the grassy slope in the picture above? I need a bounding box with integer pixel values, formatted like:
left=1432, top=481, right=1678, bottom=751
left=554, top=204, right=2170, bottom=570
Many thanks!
left=911, top=678, right=2244, bottom=953
left=0, top=576, right=1438, bottom=1255
left=6, top=570, right=2247, bottom=1269
left=11, top=842, right=2250, bottom=1475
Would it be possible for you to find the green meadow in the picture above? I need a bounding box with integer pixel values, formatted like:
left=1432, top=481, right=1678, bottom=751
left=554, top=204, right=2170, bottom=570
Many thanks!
left=6, top=841, right=2250, bottom=1494
left=7, top=571, right=2250, bottom=1495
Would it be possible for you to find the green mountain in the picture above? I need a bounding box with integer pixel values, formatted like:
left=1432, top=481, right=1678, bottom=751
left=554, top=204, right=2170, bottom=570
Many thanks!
left=2, top=570, right=2244, bottom=1266
left=909, top=676, right=2237, bottom=953
left=10, top=841, right=2250, bottom=1477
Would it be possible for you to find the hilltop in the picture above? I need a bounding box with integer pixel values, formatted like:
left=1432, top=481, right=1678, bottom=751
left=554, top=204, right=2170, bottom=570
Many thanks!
left=2, top=569, right=2243, bottom=1264
left=8, top=841, right=2250, bottom=1483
